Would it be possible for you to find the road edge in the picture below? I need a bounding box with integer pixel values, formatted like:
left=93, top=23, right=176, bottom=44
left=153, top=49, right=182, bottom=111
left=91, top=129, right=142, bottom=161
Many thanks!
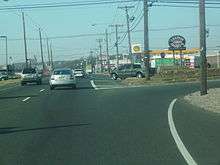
left=168, top=99, right=198, bottom=165
left=90, top=80, right=98, bottom=90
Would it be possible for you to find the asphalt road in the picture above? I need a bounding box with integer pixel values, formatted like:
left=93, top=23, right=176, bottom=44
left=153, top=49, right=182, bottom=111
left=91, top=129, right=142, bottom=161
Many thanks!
left=0, top=75, right=220, bottom=165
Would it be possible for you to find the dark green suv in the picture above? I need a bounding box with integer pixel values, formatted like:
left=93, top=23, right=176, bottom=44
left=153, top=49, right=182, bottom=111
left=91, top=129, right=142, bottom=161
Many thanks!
left=111, top=64, right=145, bottom=80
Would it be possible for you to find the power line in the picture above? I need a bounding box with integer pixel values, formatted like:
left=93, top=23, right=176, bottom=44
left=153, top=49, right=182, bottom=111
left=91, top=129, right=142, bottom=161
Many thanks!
left=0, top=0, right=142, bottom=11
left=6, top=24, right=220, bottom=41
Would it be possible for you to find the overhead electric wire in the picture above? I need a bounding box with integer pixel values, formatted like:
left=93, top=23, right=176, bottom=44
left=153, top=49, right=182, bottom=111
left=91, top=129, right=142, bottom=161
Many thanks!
left=7, top=24, right=220, bottom=41
left=0, top=0, right=142, bottom=11
left=0, top=0, right=219, bottom=11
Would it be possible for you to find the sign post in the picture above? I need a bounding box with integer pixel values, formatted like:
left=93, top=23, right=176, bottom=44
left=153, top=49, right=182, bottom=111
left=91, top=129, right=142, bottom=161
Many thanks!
left=168, top=35, right=186, bottom=66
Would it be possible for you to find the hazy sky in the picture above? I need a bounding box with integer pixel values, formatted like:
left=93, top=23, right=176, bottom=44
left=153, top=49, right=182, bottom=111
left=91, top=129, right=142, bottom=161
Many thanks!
left=0, top=0, right=220, bottom=65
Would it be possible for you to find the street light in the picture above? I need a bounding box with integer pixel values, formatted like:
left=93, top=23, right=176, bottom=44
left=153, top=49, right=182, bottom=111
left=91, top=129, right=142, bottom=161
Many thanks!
left=0, top=36, right=8, bottom=70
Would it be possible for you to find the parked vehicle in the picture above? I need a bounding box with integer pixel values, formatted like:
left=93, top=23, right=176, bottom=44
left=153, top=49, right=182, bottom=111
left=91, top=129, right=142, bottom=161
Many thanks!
left=21, top=68, right=42, bottom=85
left=49, top=68, right=76, bottom=90
left=0, top=71, right=8, bottom=81
left=74, top=69, right=85, bottom=78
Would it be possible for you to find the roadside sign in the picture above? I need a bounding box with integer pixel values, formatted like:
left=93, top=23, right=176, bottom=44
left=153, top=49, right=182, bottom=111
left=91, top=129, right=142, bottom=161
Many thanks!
left=168, top=35, right=186, bottom=51
left=160, top=52, right=166, bottom=58
left=132, top=44, right=142, bottom=53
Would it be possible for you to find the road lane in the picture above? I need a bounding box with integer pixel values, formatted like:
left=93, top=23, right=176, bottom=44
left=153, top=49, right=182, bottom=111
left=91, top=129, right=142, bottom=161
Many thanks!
left=0, top=75, right=220, bottom=164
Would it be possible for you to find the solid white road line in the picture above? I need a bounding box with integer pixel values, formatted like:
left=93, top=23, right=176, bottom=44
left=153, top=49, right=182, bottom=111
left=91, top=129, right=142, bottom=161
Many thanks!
left=168, top=99, right=197, bottom=165
left=90, top=80, right=98, bottom=90
left=22, top=97, right=31, bottom=102
left=40, top=89, right=45, bottom=92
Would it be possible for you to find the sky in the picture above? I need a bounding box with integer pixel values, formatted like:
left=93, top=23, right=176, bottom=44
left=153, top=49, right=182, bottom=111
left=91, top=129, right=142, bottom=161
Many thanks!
left=0, top=0, right=220, bottom=65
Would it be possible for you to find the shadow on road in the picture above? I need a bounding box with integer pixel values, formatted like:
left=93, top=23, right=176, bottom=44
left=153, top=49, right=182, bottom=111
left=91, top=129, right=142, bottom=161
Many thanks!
left=0, top=95, right=38, bottom=100
left=0, top=123, right=90, bottom=135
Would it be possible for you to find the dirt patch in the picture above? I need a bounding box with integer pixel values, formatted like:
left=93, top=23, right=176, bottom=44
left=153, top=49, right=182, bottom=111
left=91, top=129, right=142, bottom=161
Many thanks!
left=0, top=79, right=20, bottom=87
left=184, top=88, right=220, bottom=113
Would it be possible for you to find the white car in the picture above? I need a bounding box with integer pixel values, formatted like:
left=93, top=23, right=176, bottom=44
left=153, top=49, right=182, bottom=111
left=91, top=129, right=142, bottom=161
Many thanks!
left=74, top=69, right=84, bottom=78
left=49, top=68, right=76, bottom=90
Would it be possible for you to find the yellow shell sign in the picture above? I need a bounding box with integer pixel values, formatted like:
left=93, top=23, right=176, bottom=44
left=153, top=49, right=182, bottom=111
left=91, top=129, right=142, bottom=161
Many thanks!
left=132, top=44, right=141, bottom=53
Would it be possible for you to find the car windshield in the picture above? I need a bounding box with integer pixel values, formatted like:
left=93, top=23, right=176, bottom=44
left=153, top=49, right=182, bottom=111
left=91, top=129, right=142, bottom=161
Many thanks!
left=22, top=68, right=36, bottom=74
left=53, top=70, right=71, bottom=75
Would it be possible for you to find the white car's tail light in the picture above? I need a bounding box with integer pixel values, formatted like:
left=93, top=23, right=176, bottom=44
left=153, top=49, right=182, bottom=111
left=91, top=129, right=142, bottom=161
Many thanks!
left=50, top=75, right=55, bottom=80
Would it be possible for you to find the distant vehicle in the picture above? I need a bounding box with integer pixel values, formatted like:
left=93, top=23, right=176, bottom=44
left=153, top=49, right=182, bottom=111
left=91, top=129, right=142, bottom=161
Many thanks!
left=21, top=68, right=42, bottom=85
left=86, top=64, right=92, bottom=74
left=74, top=69, right=85, bottom=78
left=111, top=64, right=155, bottom=80
left=49, top=68, right=76, bottom=90
left=0, top=71, right=8, bottom=81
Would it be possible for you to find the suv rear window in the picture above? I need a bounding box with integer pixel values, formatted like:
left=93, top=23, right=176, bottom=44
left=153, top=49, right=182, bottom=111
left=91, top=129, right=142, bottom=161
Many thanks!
left=54, top=70, right=72, bottom=75
left=75, top=69, right=82, bottom=72
left=133, top=64, right=142, bottom=69
left=22, top=68, right=36, bottom=74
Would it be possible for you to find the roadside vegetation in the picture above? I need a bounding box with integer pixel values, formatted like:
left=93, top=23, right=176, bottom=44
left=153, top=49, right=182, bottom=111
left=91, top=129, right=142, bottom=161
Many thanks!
left=121, top=67, right=220, bottom=86
left=0, top=78, right=21, bottom=88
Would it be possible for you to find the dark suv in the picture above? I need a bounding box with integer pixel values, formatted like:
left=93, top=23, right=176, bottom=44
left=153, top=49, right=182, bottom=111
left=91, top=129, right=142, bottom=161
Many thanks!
left=111, top=64, right=146, bottom=80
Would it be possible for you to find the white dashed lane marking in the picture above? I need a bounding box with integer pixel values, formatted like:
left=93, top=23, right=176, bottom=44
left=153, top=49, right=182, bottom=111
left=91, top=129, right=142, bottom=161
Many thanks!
left=22, top=97, right=31, bottom=102
left=40, top=89, right=45, bottom=92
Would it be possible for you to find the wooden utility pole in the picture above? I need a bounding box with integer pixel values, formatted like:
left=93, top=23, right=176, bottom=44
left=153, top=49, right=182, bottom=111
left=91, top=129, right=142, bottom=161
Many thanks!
left=39, top=28, right=45, bottom=70
left=119, top=6, right=134, bottom=64
left=144, top=0, right=150, bottom=80
left=199, top=0, right=208, bottom=95
left=22, top=12, right=28, bottom=68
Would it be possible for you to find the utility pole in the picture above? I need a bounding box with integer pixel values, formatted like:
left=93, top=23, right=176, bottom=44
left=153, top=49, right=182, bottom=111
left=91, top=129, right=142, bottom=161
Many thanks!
left=50, top=43, right=54, bottom=69
left=6, top=36, right=8, bottom=68
left=22, top=12, right=28, bottom=68
left=144, top=0, right=150, bottom=80
left=216, top=46, right=220, bottom=69
left=39, top=28, right=45, bottom=71
left=97, top=39, right=103, bottom=72
left=0, top=36, right=8, bottom=69
left=199, top=0, right=208, bottom=95
left=115, top=25, right=119, bottom=67
left=110, top=24, right=123, bottom=67
left=105, top=29, right=111, bottom=74
left=46, top=38, right=51, bottom=67
left=218, top=51, right=220, bottom=69
left=119, top=6, right=134, bottom=64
